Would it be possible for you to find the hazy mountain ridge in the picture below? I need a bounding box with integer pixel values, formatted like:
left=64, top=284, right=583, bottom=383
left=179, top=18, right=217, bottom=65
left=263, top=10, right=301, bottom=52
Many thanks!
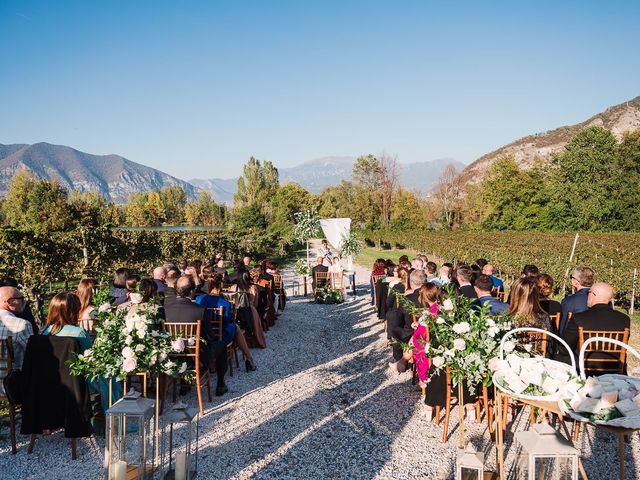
left=0, top=142, right=199, bottom=203
left=191, top=156, right=465, bottom=203
left=461, top=96, right=640, bottom=183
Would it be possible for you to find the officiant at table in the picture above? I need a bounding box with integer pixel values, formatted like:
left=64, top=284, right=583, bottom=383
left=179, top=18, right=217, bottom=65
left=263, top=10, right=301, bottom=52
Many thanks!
left=318, top=239, right=333, bottom=267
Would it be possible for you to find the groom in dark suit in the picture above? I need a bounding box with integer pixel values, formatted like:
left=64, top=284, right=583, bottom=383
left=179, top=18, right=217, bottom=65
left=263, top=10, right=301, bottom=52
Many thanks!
left=311, top=257, right=329, bottom=291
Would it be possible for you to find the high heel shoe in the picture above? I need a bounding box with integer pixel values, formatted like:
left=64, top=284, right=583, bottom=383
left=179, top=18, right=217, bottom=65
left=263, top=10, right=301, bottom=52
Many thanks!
left=245, top=359, right=256, bottom=372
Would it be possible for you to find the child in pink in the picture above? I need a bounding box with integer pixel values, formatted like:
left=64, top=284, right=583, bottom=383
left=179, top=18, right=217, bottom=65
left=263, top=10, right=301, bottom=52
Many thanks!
left=411, top=302, right=437, bottom=383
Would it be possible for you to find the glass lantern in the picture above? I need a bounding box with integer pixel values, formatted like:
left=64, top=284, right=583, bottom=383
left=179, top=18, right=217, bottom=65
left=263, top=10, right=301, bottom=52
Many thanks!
left=161, top=402, right=199, bottom=480
left=456, top=444, right=485, bottom=480
left=515, top=422, right=579, bottom=480
left=105, top=389, right=157, bottom=480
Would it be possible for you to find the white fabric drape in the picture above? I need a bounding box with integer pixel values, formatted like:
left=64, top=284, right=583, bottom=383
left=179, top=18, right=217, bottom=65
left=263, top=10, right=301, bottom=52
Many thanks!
left=319, top=218, right=351, bottom=251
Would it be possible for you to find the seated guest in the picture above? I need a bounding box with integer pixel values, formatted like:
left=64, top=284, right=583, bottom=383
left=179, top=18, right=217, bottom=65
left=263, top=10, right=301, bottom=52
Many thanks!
left=537, top=273, right=561, bottom=332
left=329, top=257, right=342, bottom=276
left=242, top=254, right=252, bottom=269
left=164, top=276, right=229, bottom=396
left=508, top=277, right=550, bottom=331
left=213, top=258, right=230, bottom=284
left=0, top=286, right=34, bottom=370
left=388, top=270, right=425, bottom=372
left=455, top=265, right=477, bottom=299
left=470, top=264, right=481, bottom=284
left=474, top=275, right=508, bottom=315
left=109, top=267, right=131, bottom=305
left=425, top=262, right=438, bottom=283
left=559, top=282, right=630, bottom=369
left=185, top=264, right=206, bottom=294
left=312, top=257, right=330, bottom=291
left=411, top=257, right=424, bottom=271
left=438, top=264, right=452, bottom=285
left=178, top=260, right=188, bottom=274
left=476, top=258, right=488, bottom=269
left=1, top=277, right=38, bottom=333
left=152, top=266, right=168, bottom=294
left=229, top=259, right=251, bottom=286
left=559, top=265, right=594, bottom=335
left=118, top=278, right=164, bottom=322
left=196, top=273, right=256, bottom=372
left=370, top=258, right=387, bottom=304
left=163, top=267, right=181, bottom=306
left=77, top=278, right=97, bottom=331
left=482, top=263, right=504, bottom=294
left=42, top=292, right=119, bottom=411
left=398, top=255, right=411, bottom=271
left=412, top=282, right=443, bottom=385
left=521, top=264, right=540, bottom=278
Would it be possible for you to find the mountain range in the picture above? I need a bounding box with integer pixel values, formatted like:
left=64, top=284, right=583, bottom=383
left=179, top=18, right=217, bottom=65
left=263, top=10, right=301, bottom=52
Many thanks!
left=0, top=142, right=198, bottom=203
left=190, top=156, right=464, bottom=203
left=460, top=96, right=640, bottom=183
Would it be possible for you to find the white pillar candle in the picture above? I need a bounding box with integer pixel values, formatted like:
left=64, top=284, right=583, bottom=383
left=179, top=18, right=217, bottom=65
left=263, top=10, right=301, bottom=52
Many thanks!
left=175, top=452, right=187, bottom=480
left=113, top=460, right=127, bottom=480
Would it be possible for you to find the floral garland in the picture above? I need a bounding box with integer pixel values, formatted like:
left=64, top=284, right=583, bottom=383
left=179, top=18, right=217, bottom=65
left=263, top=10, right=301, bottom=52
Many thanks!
left=68, top=302, right=193, bottom=382
left=314, top=283, right=344, bottom=304
left=391, top=285, right=512, bottom=392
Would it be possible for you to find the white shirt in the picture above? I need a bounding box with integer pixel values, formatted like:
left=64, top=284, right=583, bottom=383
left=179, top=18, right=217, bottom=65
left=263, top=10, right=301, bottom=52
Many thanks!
left=0, top=308, right=34, bottom=370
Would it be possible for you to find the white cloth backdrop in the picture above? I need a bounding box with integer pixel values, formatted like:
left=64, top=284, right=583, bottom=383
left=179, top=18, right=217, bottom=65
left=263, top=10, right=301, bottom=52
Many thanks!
left=319, top=218, right=351, bottom=251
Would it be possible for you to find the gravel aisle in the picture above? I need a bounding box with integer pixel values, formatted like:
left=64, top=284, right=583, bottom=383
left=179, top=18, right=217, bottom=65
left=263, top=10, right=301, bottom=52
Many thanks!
left=1, top=264, right=639, bottom=479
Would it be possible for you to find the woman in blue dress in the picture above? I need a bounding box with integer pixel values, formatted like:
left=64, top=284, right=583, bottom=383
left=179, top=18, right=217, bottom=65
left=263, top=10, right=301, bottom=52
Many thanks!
left=196, top=273, right=256, bottom=372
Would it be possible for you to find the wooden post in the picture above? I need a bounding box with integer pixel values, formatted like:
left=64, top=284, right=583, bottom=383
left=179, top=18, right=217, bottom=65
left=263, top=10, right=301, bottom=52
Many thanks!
left=458, top=382, right=465, bottom=449
left=631, top=268, right=638, bottom=315
left=303, top=276, right=308, bottom=297
left=561, top=233, right=580, bottom=295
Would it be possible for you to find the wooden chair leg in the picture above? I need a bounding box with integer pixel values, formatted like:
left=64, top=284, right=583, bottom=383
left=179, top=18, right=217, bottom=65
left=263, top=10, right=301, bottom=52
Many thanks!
left=227, top=347, right=234, bottom=377
left=435, top=406, right=441, bottom=425
left=502, top=396, right=510, bottom=431
left=475, top=401, right=481, bottom=422
left=442, top=389, right=451, bottom=443
left=572, top=421, right=581, bottom=442
left=9, top=404, right=17, bottom=454
left=28, top=434, right=36, bottom=454
left=482, top=386, right=493, bottom=434
left=196, top=370, right=204, bottom=416
left=71, top=438, right=77, bottom=460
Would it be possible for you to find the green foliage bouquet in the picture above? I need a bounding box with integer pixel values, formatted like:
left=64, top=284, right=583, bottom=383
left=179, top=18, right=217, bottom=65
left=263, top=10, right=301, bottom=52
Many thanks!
left=314, top=283, right=344, bottom=305
left=294, top=258, right=311, bottom=276
left=69, top=305, right=191, bottom=382
left=339, top=230, right=363, bottom=258
left=395, top=285, right=512, bottom=392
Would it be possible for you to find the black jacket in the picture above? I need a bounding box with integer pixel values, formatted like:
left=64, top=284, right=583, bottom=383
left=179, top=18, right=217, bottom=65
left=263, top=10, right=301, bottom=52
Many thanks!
left=164, top=297, right=216, bottom=345
left=459, top=284, right=478, bottom=300
left=20, top=335, right=91, bottom=438
left=387, top=290, right=422, bottom=359
left=557, top=303, right=630, bottom=370
left=311, top=265, right=329, bottom=290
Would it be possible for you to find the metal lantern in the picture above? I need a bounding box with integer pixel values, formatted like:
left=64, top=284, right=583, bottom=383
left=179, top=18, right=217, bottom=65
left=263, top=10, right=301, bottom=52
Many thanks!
left=456, top=444, right=485, bottom=480
left=105, top=389, right=157, bottom=480
left=161, top=402, right=200, bottom=480
left=515, top=422, right=579, bottom=480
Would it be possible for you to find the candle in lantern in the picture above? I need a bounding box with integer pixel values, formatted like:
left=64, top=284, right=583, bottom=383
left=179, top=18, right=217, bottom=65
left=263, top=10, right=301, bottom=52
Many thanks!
left=113, top=460, right=127, bottom=480
left=175, top=452, right=187, bottom=480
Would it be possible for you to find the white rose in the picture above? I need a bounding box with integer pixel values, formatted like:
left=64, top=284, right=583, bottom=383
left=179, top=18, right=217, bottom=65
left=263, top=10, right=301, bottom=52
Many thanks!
left=179, top=362, right=188, bottom=374
left=444, top=349, right=455, bottom=357
left=125, top=317, right=136, bottom=333
left=453, top=322, right=470, bottom=334
left=188, top=337, right=196, bottom=346
left=503, top=340, right=515, bottom=353
left=83, top=348, right=92, bottom=358
left=98, top=303, right=111, bottom=313
left=432, top=356, right=444, bottom=368
left=171, top=338, right=186, bottom=353
left=123, top=356, right=137, bottom=373
left=443, top=299, right=454, bottom=312
left=159, top=353, right=168, bottom=362
left=436, top=317, right=445, bottom=325
left=122, top=346, right=135, bottom=358
left=135, top=344, right=145, bottom=353
left=125, top=335, right=133, bottom=346
left=487, top=326, right=499, bottom=338
left=453, top=338, right=466, bottom=350
left=486, top=319, right=496, bottom=327
left=129, top=293, right=143, bottom=304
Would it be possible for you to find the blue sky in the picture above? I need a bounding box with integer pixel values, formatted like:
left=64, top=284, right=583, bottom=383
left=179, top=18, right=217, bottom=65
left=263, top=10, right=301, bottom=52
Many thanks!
left=1, top=0, right=638, bottom=180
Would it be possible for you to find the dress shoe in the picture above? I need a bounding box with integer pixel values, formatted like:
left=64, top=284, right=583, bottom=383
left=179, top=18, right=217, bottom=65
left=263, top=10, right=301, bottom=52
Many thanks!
left=245, top=359, right=257, bottom=372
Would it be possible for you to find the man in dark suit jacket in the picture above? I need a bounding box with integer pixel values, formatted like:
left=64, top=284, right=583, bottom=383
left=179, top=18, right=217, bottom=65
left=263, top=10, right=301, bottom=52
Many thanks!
left=557, top=282, right=630, bottom=370
left=311, top=257, right=329, bottom=291
left=473, top=275, right=508, bottom=315
left=559, top=266, right=594, bottom=335
left=455, top=265, right=478, bottom=300
left=388, top=270, right=425, bottom=369
left=164, top=276, right=229, bottom=396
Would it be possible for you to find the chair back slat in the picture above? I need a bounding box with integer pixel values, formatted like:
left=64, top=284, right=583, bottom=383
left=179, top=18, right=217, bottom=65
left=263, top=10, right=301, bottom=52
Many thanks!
left=314, top=271, right=330, bottom=290
left=578, top=327, right=630, bottom=375
left=273, top=274, right=284, bottom=293
left=161, top=321, right=202, bottom=359
left=0, top=337, right=14, bottom=398
left=549, top=313, right=561, bottom=333
left=515, top=330, right=548, bottom=357
left=330, top=272, right=344, bottom=290
left=207, top=307, right=224, bottom=341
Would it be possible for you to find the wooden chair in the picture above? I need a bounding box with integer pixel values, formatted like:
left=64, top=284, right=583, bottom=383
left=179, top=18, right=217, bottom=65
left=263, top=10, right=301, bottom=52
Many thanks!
left=314, top=271, right=330, bottom=294
left=208, top=307, right=239, bottom=377
left=162, top=321, right=211, bottom=416
left=549, top=313, right=561, bottom=333
left=330, top=272, right=345, bottom=297
left=495, top=290, right=508, bottom=303
left=1, top=337, right=19, bottom=454
left=273, top=274, right=286, bottom=311
left=578, top=327, right=630, bottom=376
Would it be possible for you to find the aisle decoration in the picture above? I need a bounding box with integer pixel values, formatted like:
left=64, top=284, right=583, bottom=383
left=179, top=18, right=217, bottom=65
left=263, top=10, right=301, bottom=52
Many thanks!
left=339, top=230, right=363, bottom=272
left=314, top=283, right=344, bottom=305
left=68, top=304, right=191, bottom=382
left=161, top=402, right=200, bottom=480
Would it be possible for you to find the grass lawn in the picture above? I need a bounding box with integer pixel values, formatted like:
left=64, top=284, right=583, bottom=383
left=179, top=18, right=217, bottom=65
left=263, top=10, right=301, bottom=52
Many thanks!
left=355, top=246, right=417, bottom=270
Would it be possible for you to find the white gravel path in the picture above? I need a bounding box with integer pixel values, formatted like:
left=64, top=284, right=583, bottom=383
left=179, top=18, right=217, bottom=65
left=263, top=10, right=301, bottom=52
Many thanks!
left=1, top=264, right=639, bottom=479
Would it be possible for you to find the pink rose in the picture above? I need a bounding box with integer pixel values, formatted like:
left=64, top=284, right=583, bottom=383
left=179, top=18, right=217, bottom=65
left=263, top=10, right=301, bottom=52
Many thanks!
left=429, top=303, right=439, bottom=318
left=171, top=338, right=185, bottom=353
left=123, top=356, right=137, bottom=373
left=453, top=338, right=466, bottom=351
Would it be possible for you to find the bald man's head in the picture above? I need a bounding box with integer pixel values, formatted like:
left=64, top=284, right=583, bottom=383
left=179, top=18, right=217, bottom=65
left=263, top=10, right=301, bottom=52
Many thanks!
left=153, top=266, right=167, bottom=281
left=588, top=282, right=613, bottom=307
left=0, top=286, right=25, bottom=313
left=176, top=276, right=195, bottom=299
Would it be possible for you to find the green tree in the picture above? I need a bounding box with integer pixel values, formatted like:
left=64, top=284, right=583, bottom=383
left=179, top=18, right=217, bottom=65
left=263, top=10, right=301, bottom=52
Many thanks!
left=160, top=186, right=187, bottom=225
left=185, top=191, right=223, bottom=225
left=352, top=154, right=381, bottom=189
left=389, top=187, right=424, bottom=229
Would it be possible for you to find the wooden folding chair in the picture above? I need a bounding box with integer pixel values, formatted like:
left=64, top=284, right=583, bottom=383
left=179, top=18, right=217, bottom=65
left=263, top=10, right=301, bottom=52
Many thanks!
left=314, top=271, right=330, bottom=294
left=330, top=272, right=345, bottom=297
left=549, top=313, right=561, bottom=333
left=578, top=327, right=630, bottom=376
left=273, top=274, right=286, bottom=311
left=162, top=321, right=211, bottom=416
left=208, top=307, right=239, bottom=377
left=1, top=337, right=19, bottom=454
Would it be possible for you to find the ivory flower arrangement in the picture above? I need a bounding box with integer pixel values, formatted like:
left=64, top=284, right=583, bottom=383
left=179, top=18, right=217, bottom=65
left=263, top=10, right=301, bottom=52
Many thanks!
left=68, top=304, right=192, bottom=382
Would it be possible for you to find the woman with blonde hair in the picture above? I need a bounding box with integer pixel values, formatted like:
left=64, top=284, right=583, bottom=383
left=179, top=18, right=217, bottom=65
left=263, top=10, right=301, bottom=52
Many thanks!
left=508, top=277, right=551, bottom=331
left=76, top=278, right=97, bottom=331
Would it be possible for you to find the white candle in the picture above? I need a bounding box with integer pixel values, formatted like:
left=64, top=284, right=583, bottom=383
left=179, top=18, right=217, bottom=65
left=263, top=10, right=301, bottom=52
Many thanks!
left=113, top=460, right=127, bottom=480
left=175, top=452, right=187, bottom=480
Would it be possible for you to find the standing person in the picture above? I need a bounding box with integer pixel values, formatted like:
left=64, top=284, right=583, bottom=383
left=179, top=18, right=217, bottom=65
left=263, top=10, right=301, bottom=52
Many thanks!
left=559, top=266, right=594, bottom=335
left=318, top=240, right=333, bottom=267
left=0, top=286, right=34, bottom=370
left=388, top=270, right=425, bottom=372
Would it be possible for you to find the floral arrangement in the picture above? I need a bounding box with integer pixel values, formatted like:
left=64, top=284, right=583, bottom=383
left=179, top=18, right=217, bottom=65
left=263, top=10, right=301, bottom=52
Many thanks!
left=339, top=231, right=363, bottom=258
left=393, top=285, right=512, bottom=392
left=68, top=305, right=192, bottom=382
left=314, top=283, right=344, bottom=305
left=294, top=258, right=311, bottom=276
